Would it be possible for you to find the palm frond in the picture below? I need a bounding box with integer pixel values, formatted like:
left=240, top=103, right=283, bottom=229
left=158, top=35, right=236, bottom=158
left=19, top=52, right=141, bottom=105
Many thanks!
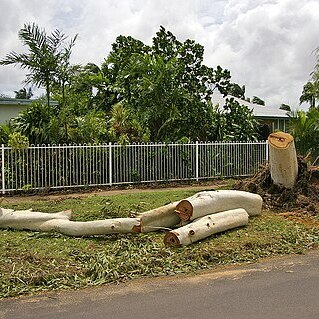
left=19, top=23, right=47, bottom=53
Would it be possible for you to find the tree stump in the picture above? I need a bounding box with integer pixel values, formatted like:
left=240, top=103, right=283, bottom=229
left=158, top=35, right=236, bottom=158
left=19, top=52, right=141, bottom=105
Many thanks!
left=268, top=131, right=298, bottom=189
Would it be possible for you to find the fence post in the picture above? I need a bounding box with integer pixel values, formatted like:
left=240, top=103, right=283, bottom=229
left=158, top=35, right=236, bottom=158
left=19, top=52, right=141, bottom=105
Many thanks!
left=265, top=140, right=269, bottom=162
left=196, top=141, right=199, bottom=181
left=1, top=144, right=5, bottom=195
left=109, top=142, right=112, bottom=186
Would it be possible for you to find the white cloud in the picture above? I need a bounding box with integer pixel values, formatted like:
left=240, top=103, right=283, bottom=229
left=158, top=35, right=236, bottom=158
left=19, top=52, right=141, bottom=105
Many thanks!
left=203, top=0, right=319, bottom=107
left=0, top=0, right=318, bottom=109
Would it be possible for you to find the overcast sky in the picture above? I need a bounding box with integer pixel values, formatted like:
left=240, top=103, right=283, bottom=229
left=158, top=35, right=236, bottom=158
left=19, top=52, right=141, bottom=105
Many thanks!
left=1, top=0, right=319, bottom=109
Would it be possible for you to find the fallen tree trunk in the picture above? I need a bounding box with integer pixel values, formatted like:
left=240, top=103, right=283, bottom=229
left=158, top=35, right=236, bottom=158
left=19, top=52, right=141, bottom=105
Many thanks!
left=268, top=131, right=298, bottom=189
left=175, top=190, right=262, bottom=221
left=0, top=208, right=72, bottom=231
left=39, top=217, right=141, bottom=236
left=136, top=202, right=181, bottom=233
left=164, top=208, right=249, bottom=247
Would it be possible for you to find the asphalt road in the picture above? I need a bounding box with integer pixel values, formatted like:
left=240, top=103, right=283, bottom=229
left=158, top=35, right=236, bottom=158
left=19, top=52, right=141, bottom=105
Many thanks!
left=2, top=251, right=319, bottom=319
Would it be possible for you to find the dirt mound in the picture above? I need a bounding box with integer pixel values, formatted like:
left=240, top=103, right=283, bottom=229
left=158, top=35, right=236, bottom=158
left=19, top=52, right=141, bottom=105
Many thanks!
left=236, top=157, right=319, bottom=213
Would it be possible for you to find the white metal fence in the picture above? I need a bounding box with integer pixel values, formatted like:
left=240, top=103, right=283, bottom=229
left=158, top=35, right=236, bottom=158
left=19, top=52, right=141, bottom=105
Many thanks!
left=0, top=141, right=268, bottom=194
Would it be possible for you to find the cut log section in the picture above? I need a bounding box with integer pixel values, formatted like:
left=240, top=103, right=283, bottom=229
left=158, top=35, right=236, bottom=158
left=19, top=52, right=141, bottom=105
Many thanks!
left=136, top=202, right=180, bottom=233
left=164, top=208, right=249, bottom=247
left=175, top=190, right=262, bottom=221
left=0, top=208, right=72, bottom=231
left=268, top=131, right=298, bottom=189
left=39, top=217, right=141, bottom=236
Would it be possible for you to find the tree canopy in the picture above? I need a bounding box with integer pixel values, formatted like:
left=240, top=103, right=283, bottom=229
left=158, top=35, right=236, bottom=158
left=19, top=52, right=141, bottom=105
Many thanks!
left=252, top=96, right=265, bottom=106
left=98, top=26, right=257, bottom=142
left=288, top=108, right=319, bottom=158
left=14, top=87, right=33, bottom=99
left=1, top=24, right=260, bottom=145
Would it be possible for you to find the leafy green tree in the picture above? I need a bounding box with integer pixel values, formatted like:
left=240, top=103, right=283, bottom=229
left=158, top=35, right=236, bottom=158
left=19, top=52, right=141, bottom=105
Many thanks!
left=11, top=100, right=53, bottom=144
left=221, top=98, right=259, bottom=141
left=300, top=81, right=317, bottom=108
left=54, top=63, right=98, bottom=113
left=288, top=108, right=319, bottom=157
left=228, top=83, right=245, bottom=99
left=0, top=23, right=77, bottom=107
left=14, top=87, right=33, bottom=99
left=108, top=102, right=150, bottom=143
left=152, top=26, right=181, bottom=61
left=252, top=96, right=265, bottom=106
left=100, top=35, right=150, bottom=111
left=79, top=63, right=118, bottom=112
left=280, top=103, right=291, bottom=111
left=53, top=55, right=78, bottom=108
left=0, top=124, right=13, bottom=144
left=12, top=99, right=110, bottom=145
left=3, top=25, right=259, bottom=144
left=300, top=47, right=319, bottom=108
left=102, top=26, right=232, bottom=141
left=8, top=132, right=29, bottom=149
left=67, top=110, right=109, bottom=144
left=111, top=54, right=185, bottom=140
left=9, top=64, right=111, bottom=145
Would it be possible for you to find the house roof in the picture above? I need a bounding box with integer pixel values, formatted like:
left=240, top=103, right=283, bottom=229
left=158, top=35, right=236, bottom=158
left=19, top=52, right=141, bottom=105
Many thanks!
left=212, top=92, right=290, bottom=119
left=0, top=97, right=58, bottom=106
left=0, top=97, right=34, bottom=106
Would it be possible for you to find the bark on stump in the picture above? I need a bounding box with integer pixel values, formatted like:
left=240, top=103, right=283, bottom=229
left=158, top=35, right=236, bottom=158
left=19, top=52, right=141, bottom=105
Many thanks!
left=268, top=131, right=298, bottom=189
left=164, top=208, right=249, bottom=247
left=175, top=190, right=262, bottom=222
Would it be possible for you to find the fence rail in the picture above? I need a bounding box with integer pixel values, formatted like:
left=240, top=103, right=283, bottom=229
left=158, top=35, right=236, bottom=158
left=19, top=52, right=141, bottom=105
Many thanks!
left=0, top=141, right=268, bottom=194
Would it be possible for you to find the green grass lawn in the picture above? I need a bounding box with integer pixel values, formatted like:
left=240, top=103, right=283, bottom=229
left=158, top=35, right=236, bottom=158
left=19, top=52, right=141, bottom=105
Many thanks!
left=1, top=187, right=319, bottom=298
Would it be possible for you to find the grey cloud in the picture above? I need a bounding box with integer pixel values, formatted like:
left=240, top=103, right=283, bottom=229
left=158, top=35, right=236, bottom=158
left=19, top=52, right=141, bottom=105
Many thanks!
left=205, top=0, right=319, bottom=107
left=0, top=0, right=318, bottom=109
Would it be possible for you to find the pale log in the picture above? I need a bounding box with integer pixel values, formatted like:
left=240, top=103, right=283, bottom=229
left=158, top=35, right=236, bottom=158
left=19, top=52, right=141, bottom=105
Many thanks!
left=0, top=208, right=72, bottom=231
left=39, top=217, right=141, bottom=236
left=175, top=190, right=262, bottom=221
left=136, top=202, right=180, bottom=233
left=268, top=131, right=298, bottom=189
left=164, top=208, right=249, bottom=247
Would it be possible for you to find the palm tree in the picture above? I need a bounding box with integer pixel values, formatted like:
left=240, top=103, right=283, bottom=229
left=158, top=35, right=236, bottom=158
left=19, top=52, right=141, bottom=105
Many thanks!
left=288, top=108, right=319, bottom=157
left=300, top=81, right=317, bottom=108
left=14, top=87, right=33, bottom=99
left=300, top=47, right=319, bottom=108
left=0, top=23, right=77, bottom=107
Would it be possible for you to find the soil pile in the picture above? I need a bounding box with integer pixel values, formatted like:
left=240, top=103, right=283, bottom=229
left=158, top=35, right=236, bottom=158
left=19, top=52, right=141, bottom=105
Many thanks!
left=236, top=157, right=319, bottom=213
